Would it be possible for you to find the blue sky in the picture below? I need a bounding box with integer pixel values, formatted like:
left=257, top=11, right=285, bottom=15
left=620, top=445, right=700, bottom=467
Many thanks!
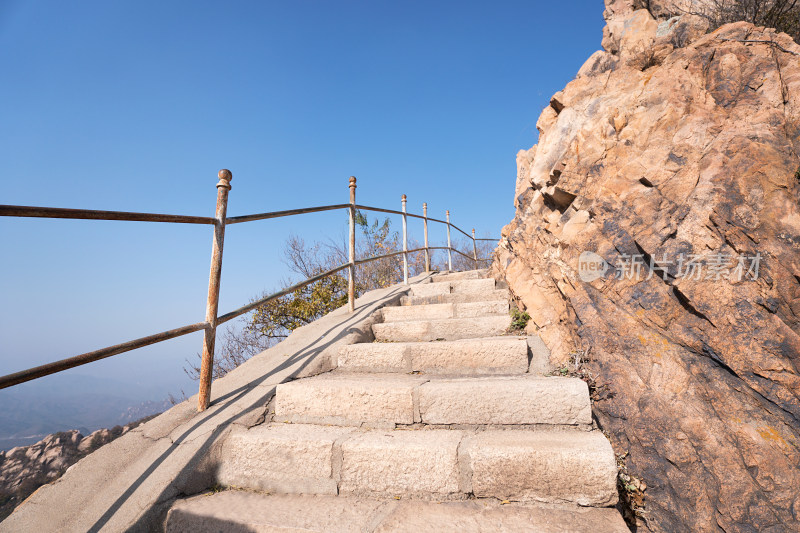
left=0, top=1, right=605, bottom=399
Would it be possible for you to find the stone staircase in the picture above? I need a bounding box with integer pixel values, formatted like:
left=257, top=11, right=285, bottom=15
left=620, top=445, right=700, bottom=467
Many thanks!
left=164, top=270, right=627, bottom=532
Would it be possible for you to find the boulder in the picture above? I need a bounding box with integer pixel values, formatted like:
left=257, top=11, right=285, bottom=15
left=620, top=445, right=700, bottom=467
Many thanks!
left=495, top=4, right=800, bottom=532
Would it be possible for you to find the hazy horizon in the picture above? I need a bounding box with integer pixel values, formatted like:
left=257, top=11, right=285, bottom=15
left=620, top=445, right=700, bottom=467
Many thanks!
left=0, top=1, right=605, bottom=433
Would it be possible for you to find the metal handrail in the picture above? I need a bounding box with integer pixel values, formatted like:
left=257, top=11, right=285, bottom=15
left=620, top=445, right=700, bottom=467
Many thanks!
left=355, top=203, right=479, bottom=242
left=451, top=247, right=480, bottom=260
left=0, top=322, right=208, bottom=389
left=353, top=204, right=477, bottom=237
left=449, top=223, right=474, bottom=240
left=353, top=247, right=422, bottom=265
left=354, top=204, right=444, bottom=224
left=225, top=204, right=351, bottom=225
left=0, top=171, right=498, bottom=408
left=217, top=263, right=350, bottom=325
left=0, top=204, right=216, bottom=225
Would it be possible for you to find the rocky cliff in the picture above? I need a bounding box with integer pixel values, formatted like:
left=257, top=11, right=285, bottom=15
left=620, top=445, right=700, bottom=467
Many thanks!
left=496, top=1, right=800, bottom=531
left=0, top=419, right=153, bottom=522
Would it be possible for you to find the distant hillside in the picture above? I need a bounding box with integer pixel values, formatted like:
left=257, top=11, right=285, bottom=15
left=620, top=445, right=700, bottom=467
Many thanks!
left=0, top=374, right=174, bottom=450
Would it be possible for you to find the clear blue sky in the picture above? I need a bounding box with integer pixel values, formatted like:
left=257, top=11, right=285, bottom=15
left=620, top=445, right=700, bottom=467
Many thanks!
left=0, top=1, right=605, bottom=398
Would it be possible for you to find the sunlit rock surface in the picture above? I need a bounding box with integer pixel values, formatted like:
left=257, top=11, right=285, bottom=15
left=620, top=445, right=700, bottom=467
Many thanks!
left=496, top=2, right=800, bottom=531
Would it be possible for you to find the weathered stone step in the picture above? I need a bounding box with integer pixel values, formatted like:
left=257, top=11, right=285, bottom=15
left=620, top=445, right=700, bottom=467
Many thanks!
left=166, top=490, right=629, bottom=532
left=464, top=430, right=618, bottom=505
left=337, top=336, right=531, bottom=375
left=215, top=424, right=618, bottom=505
left=410, top=278, right=497, bottom=298
left=217, top=423, right=350, bottom=495
left=372, top=315, right=510, bottom=342
left=275, top=374, right=423, bottom=427
left=418, top=376, right=591, bottom=426
left=381, top=300, right=508, bottom=322
left=400, top=288, right=509, bottom=306
left=275, top=374, right=591, bottom=427
left=430, top=268, right=489, bottom=282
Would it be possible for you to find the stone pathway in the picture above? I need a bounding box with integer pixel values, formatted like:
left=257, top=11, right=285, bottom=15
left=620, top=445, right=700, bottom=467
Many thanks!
left=165, top=270, right=627, bottom=532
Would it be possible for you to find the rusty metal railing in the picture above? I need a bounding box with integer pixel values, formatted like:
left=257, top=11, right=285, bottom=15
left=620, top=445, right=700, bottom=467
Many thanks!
left=0, top=171, right=497, bottom=410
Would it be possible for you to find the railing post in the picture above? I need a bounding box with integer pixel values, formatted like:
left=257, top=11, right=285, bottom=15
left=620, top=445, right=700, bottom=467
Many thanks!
left=446, top=210, right=453, bottom=272
left=198, top=169, right=232, bottom=412
left=348, top=176, right=357, bottom=313
left=472, top=228, right=478, bottom=270
left=423, top=202, right=430, bottom=273
left=401, top=194, right=408, bottom=285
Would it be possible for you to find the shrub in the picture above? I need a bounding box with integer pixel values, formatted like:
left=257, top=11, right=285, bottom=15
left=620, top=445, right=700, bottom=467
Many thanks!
left=669, top=23, right=692, bottom=48
left=688, top=0, right=800, bottom=42
left=509, top=309, right=531, bottom=330
left=627, top=43, right=663, bottom=70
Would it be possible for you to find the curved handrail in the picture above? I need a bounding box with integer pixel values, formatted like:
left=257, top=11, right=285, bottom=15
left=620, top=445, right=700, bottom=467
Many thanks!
left=0, top=174, right=498, bottom=407
left=0, top=204, right=498, bottom=240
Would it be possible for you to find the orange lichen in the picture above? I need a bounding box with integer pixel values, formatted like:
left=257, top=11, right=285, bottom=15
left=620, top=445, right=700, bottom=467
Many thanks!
left=757, top=426, right=787, bottom=447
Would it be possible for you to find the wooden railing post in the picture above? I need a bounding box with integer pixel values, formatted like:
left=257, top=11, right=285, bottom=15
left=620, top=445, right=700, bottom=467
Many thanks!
left=472, top=228, right=478, bottom=270
left=401, top=194, right=408, bottom=285
left=446, top=210, right=453, bottom=271
left=198, top=169, right=232, bottom=412
left=423, top=202, right=430, bottom=272
left=348, top=176, right=357, bottom=313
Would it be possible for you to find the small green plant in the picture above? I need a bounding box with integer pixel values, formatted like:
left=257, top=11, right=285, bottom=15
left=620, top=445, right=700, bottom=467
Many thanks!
left=795, top=166, right=800, bottom=182
left=509, top=309, right=530, bottom=331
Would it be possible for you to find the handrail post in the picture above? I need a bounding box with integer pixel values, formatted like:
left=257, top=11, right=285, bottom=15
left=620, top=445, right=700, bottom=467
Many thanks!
left=446, top=210, right=453, bottom=271
left=472, top=228, right=478, bottom=270
left=198, top=169, right=232, bottom=412
left=348, top=176, right=357, bottom=313
left=423, top=202, right=430, bottom=273
left=401, top=194, right=408, bottom=285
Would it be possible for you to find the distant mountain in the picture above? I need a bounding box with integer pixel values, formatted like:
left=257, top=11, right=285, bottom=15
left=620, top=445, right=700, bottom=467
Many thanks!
left=0, top=416, right=156, bottom=521
left=0, top=374, right=173, bottom=450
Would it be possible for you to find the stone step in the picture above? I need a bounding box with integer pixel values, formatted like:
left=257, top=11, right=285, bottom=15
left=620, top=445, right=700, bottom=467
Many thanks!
left=215, top=424, right=618, bottom=505
left=410, top=278, right=497, bottom=298
left=217, top=423, right=352, bottom=495
left=166, top=491, right=629, bottom=533
left=464, top=430, right=618, bottom=506
left=430, top=269, right=489, bottom=282
left=337, top=336, right=531, bottom=375
left=275, top=374, right=423, bottom=427
left=275, top=374, right=591, bottom=427
left=372, top=315, right=510, bottom=342
left=400, top=288, right=509, bottom=306
left=418, top=376, right=591, bottom=426
left=381, top=300, right=508, bottom=322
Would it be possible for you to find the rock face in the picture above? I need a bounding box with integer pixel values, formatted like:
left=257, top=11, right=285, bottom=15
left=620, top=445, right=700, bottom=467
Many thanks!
left=0, top=420, right=150, bottom=521
left=495, top=2, right=800, bottom=531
